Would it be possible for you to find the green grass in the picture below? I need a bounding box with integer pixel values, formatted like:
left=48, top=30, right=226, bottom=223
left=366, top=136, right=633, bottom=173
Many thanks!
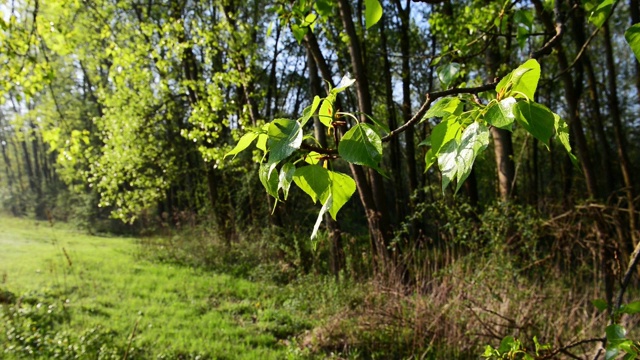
left=0, top=214, right=325, bottom=359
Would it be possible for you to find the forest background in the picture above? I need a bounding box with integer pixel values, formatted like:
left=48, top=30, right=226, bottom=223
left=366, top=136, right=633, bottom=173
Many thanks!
left=2, top=0, right=640, bottom=358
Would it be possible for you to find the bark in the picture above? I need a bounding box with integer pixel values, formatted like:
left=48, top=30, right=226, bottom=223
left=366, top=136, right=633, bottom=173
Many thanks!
left=308, top=49, right=344, bottom=279
left=337, top=0, right=392, bottom=262
left=265, top=22, right=281, bottom=119
left=583, top=55, right=614, bottom=196
left=532, top=0, right=599, bottom=199
left=379, top=13, right=405, bottom=222
left=603, top=23, right=638, bottom=245
left=485, top=34, right=515, bottom=201
left=395, top=0, right=418, bottom=196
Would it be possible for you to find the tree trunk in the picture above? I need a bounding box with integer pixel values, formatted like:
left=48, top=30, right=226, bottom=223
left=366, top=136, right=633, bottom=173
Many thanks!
left=485, top=34, right=515, bottom=201
left=395, top=0, right=418, bottom=196
left=308, top=48, right=345, bottom=279
left=379, top=13, right=405, bottom=223
left=603, top=23, right=638, bottom=245
left=337, top=0, right=392, bottom=266
left=532, top=0, right=599, bottom=200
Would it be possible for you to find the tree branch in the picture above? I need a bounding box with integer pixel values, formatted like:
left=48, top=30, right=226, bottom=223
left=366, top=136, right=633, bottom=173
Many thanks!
left=381, top=81, right=498, bottom=143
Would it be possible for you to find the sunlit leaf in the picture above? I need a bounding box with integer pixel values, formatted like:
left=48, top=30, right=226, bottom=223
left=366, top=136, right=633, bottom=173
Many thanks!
left=485, top=97, right=517, bottom=130
left=515, top=102, right=555, bottom=146
left=267, top=119, right=302, bottom=165
left=327, top=170, right=356, bottom=220
left=338, top=123, right=383, bottom=172
left=625, top=24, right=640, bottom=62
left=424, top=97, right=462, bottom=120
left=364, top=0, right=383, bottom=29
left=318, top=95, right=335, bottom=127
left=553, top=113, right=578, bottom=163
left=300, top=96, right=322, bottom=128
left=259, top=163, right=280, bottom=200
left=437, top=122, right=490, bottom=193
left=496, top=59, right=540, bottom=100
left=225, top=132, right=258, bottom=159
left=278, top=162, right=296, bottom=200
left=293, top=164, right=330, bottom=204
left=589, top=0, right=614, bottom=28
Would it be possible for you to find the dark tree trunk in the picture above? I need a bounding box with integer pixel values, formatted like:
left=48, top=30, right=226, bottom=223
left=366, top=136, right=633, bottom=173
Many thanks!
left=395, top=0, right=418, bottom=196
left=603, top=23, right=637, bottom=246
left=337, top=0, right=392, bottom=267
left=308, top=49, right=345, bottom=279
left=379, top=14, right=405, bottom=223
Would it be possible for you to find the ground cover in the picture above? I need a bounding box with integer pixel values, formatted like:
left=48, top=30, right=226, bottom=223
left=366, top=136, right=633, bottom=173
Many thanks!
left=0, top=215, right=326, bottom=359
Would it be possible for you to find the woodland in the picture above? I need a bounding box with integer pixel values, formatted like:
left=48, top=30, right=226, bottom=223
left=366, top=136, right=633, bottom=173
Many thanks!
left=2, top=0, right=640, bottom=358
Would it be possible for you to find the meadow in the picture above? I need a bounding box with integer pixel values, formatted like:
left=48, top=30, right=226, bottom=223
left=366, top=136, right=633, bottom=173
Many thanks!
left=0, top=214, right=341, bottom=359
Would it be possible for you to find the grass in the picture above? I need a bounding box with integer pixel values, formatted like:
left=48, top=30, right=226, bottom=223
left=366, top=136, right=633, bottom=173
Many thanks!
left=0, top=214, right=332, bottom=359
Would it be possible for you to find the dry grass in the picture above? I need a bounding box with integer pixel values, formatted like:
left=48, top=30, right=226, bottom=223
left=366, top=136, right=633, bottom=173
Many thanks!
left=301, top=203, right=640, bottom=359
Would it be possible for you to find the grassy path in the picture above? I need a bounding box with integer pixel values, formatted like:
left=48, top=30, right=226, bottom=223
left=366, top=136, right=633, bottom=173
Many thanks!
left=0, top=215, right=316, bottom=359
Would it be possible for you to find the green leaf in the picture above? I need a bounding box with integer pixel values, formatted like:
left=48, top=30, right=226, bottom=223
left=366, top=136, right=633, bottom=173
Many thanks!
left=304, top=151, right=323, bottom=165
left=605, top=346, right=620, bottom=360
left=256, top=133, right=268, bottom=153
left=430, top=118, right=463, bottom=155
left=592, top=299, right=608, bottom=311
left=425, top=149, right=437, bottom=171
left=327, top=170, right=356, bottom=220
left=438, top=122, right=490, bottom=193
left=293, top=165, right=330, bottom=204
left=300, top=96, right=321, bottom=128
left=298, top=168, right=356, bottom=239
left=318, top=95, right=335, bottom=127
left=424, top=97, right=462, bottom=120
left=291, top=24, right=308, bottom=43
left=363, top=113, right=391, bottom=134
left=267, top=119, right=303, bottom=164
left=311, top=194, right=332, bottom=240
left=515, top=102, right=555, bottom=146
left=278, top=162, right=296, bottom=200
left=225, top=132, right=259, bottom=159
left=514, top=9, right=534, bottom=27
left=485, top=97, right=517, bottom=130
left=339, top=123, right=383, bottom=172
left=437, top=63, right=461, bottom=88
left=606, top=324, right=626, bottom=344
left=625, top=24, right=640, bottom=63
left=619, top=340, right=637, bottom=353
left=589, top=0, right=614, bottom=28
left=364, top=0, right=383, bottom=29
left=620, top=300, right=640, bottom=314
left=498, top=336, right=516, bottom=353
left=259, top=163, right=280, bottom=200
left=496, top=59, right=541, bottom=100
left=315, top=0, right=333, bottom=17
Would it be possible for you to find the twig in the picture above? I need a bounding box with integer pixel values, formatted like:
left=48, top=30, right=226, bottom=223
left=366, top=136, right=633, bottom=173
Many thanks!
left=381, top=81, right=498, bottom=143
left=540, top=337, right=604, bottom=359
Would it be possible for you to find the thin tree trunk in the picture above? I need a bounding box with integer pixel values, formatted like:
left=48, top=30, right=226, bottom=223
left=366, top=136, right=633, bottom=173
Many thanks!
left=379, top=13, right=405, bottom=223
left=583, top=55, right=614, bottom=196
left=603, top=23, right=638, bottom=245
left=485, top=34, right=515, bottom=201
left=308, top=49, right=344, bottom=279
left=395, top=0, right=418, bottom=196
left=337, top=0, right=392, bottom=266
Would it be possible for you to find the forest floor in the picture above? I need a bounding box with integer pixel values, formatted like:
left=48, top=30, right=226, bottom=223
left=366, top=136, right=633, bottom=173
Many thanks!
left=0, top=215, right=340, bottom=359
